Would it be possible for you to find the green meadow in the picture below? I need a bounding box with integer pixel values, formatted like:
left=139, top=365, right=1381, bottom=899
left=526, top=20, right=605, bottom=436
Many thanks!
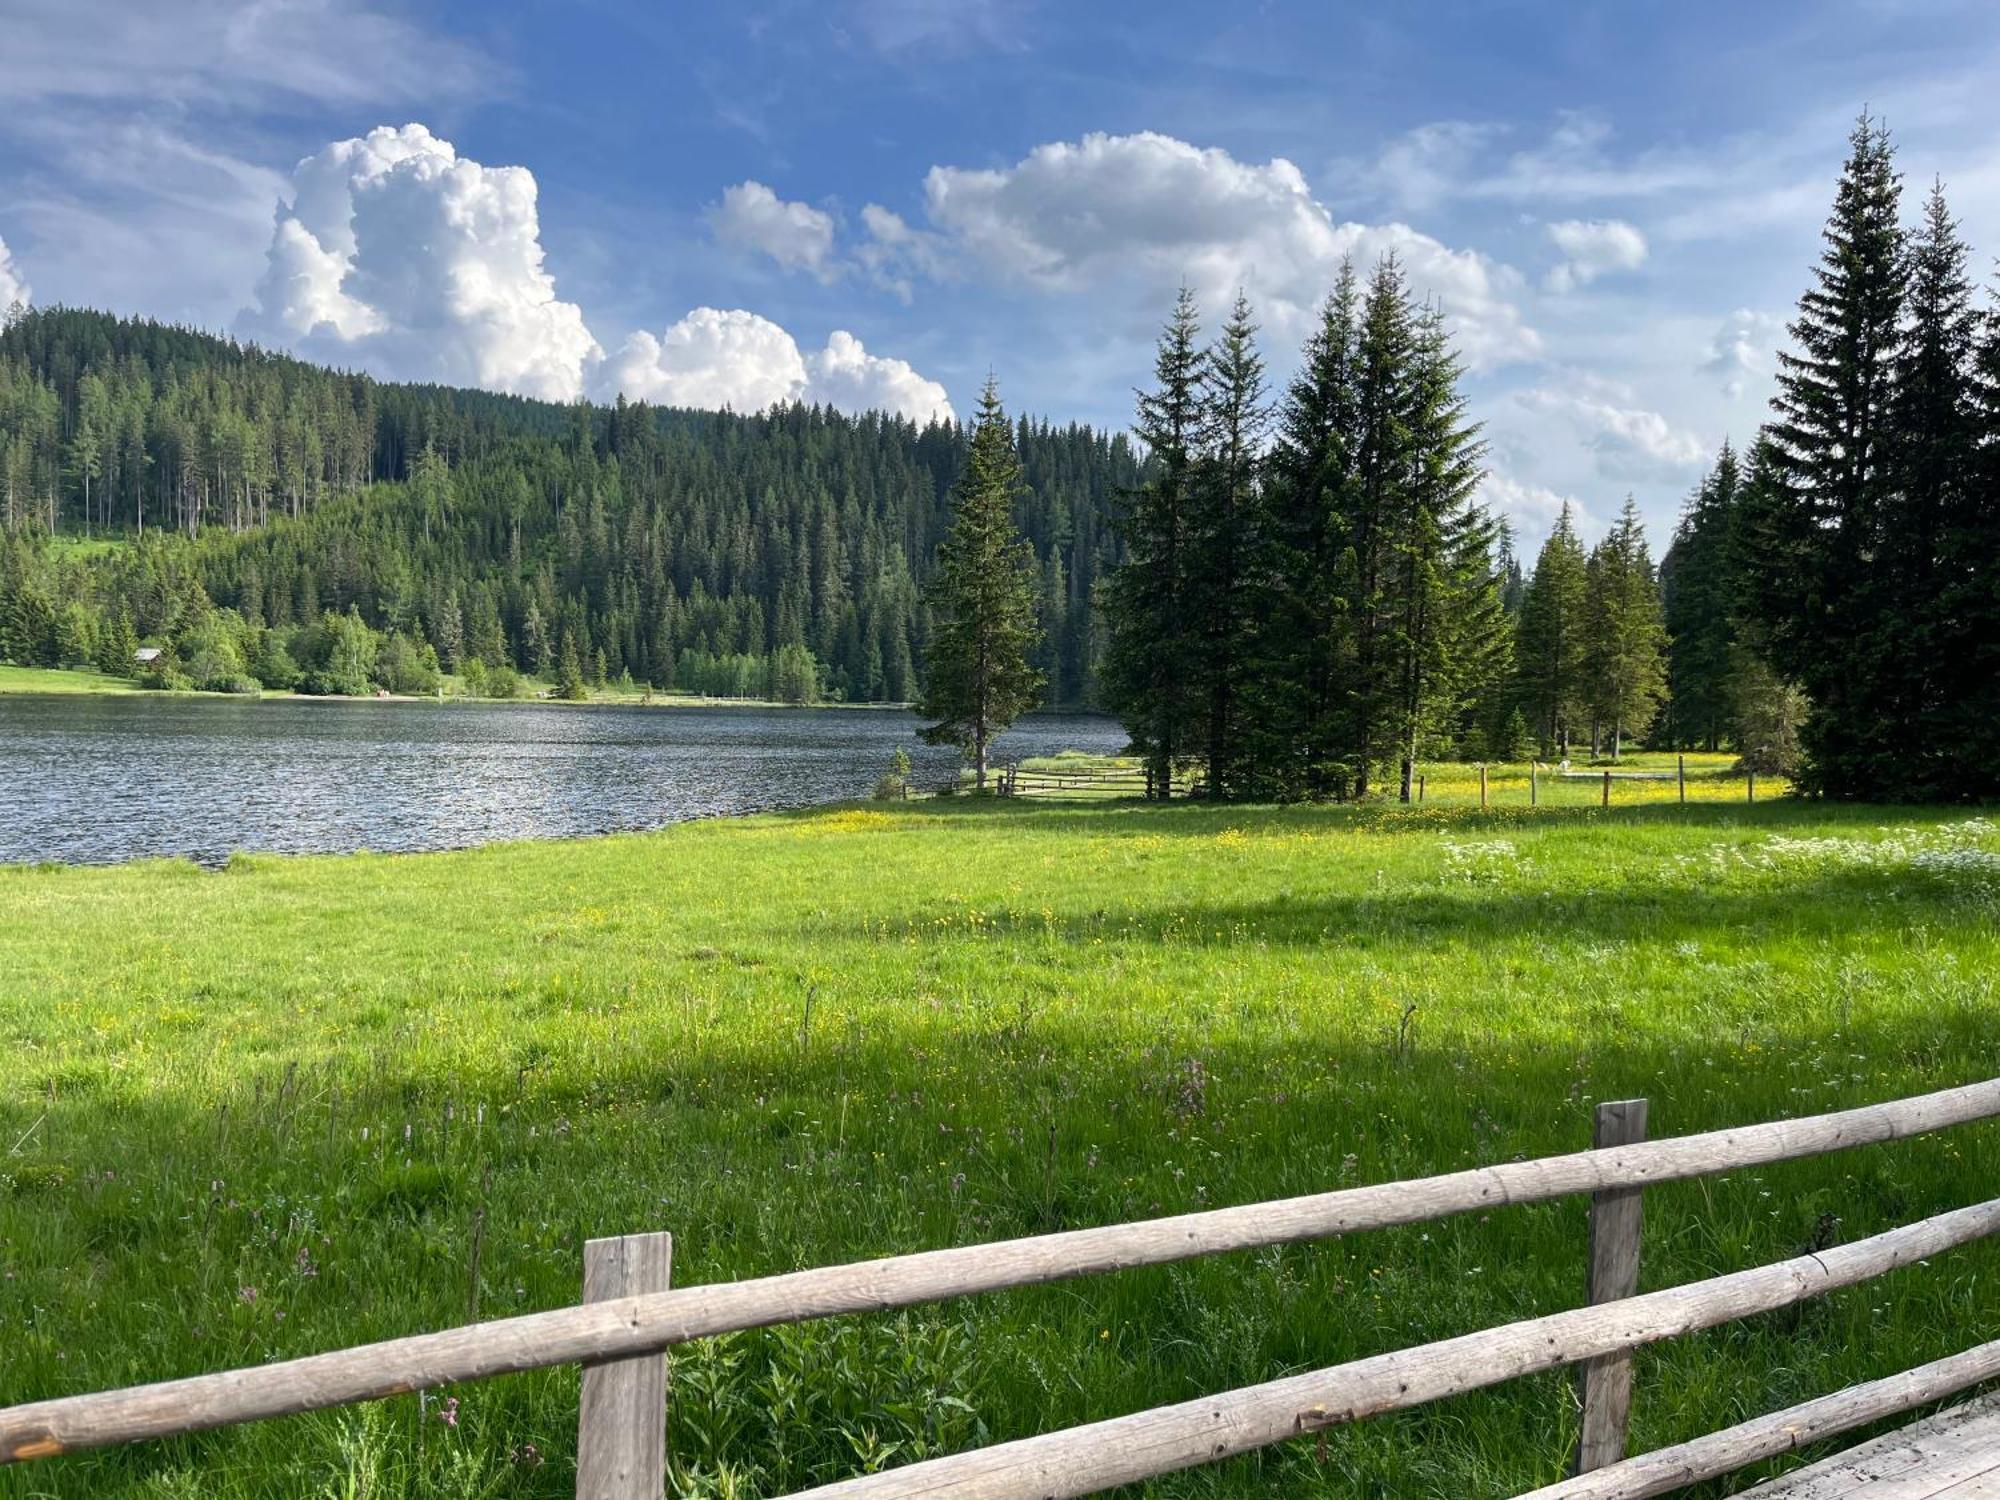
left=3, top=781, right=1998, bottom=1497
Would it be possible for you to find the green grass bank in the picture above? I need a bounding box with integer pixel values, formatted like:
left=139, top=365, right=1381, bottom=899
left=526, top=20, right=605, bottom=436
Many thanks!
left=2, top=792, right=1997, bottom=1496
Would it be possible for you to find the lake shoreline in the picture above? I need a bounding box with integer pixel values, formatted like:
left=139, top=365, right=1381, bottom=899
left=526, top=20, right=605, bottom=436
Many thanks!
left=0, top=662, right=914, bottom=713
left=0, top=692, right=1125, bottom=866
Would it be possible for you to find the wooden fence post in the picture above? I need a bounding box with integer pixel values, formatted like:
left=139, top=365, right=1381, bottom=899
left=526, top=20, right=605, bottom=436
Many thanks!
left=1418, top=774, right=1426, bottom=804
left=1574, top=1099, right=1649, bottom=1475
left=578, top=1231, right=673, bottom=1500
left=1677, top=755, right=1686, bottom=805
left=1530, top=762, right=1538, bottom=807
left=1479, top=764, right=1488, bottom=809
left=1747, top=765, right=1756, bottom=803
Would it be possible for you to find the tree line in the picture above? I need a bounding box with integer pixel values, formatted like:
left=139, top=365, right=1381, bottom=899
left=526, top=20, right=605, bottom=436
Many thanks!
left=0, top=309, right=1138, bottom=705
left=1088, top=267, right=1675, bottom=802
left=1078, top=113, right=1998, bottom=803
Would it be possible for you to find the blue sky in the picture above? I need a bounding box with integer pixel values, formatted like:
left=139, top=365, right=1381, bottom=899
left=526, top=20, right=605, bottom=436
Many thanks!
left=4, top=0, right=1999, bottom=551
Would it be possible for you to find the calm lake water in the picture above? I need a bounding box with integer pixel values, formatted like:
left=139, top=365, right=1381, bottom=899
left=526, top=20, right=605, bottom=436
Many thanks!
left=0, top=695, right=1127, bottom=866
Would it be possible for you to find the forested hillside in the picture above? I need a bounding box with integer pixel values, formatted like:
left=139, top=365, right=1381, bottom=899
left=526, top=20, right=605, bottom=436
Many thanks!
left=0, top=309, right=1138, bottom=703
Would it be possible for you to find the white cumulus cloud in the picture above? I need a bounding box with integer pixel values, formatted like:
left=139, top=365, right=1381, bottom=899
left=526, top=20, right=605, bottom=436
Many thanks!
left=239, top=126, right=951, bottom=421
left=891, top=130, right=1538, bottom=368
left=601, top=309, right=953, bottom=424
left=1544, top=218, right=1647, bottom=293
left=1478, top=471, right=1596, bottom=544
left=241, top=123, right=601, bottom=401
left=709, top=181, right=837, bottom=278
left=1703, top=307, right=1784, bottom=395
left=0, top=236, right=28, bottom=312
left=1518, top=379, right=1707, bottom=482
left=804, top=330, right=953, bottom=423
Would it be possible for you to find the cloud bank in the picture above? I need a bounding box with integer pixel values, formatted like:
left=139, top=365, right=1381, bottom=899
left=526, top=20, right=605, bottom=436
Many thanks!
left=240, top=125, right=949, bottom=421
left=871, top=130, right=1540, bottom=368
left=601, top=310, right=953, bottom=423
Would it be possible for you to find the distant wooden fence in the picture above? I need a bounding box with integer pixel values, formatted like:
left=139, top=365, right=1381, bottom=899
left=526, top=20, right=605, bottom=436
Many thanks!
left=996, top=762, right=1180, bottom=799
left=5, top=1081, right=1999, bottom=1497
left=1001, top=755, right=1762, bottom=807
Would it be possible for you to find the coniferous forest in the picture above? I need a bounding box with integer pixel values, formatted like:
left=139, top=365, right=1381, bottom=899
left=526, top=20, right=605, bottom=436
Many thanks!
left=0, top=308, right=1135, bottom=705
left=1096, top=114, right=2000, bottom=803
left=1, top=116, right=1996, bottom=799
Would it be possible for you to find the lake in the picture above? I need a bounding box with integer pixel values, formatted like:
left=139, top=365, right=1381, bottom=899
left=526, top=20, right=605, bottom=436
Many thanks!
left=0, top=695, right=1127, bottom=866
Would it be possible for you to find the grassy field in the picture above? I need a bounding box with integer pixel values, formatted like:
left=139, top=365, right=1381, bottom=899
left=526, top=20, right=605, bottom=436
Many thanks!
left=2, top=788, right=1998, bottom=1497
left=0, top=664, right=144, bottom=695
left=0, top=661, right=897, bottom=711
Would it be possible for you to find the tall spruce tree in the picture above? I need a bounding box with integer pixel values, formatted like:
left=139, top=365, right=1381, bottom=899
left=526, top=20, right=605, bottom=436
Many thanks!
left=1336, top=261, right=1424, bottom=797
left=1386, top=301, right=1496, bottom=800
left=1514, top=503, right=1589, bottom=758
left=1661, top=443, right=1742, bottom=750
left=1748, top=111, right=1907, bottom=795
left=1261, top=264, right=1361, bottom=797
left=1185, top=292, right=1269, bottom=798
left=1952, top=250, right=2000, bottom=787
left=917, top=379, right=1044, bottom=788
left=1887, top=181, right=1983, bottom=797
left=1581, top=496, right=1668, bottom=760
left=1102, top=289, right=1203, bottom=798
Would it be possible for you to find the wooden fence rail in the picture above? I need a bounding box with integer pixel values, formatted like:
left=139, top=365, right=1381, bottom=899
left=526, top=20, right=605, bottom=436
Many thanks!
left=4, top=1079, right=1998, bottom=1495
left=778, top=1200, right=2000, bottom=1499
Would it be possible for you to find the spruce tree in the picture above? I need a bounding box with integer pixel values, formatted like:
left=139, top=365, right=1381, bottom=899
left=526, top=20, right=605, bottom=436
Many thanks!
left=1888, top=181, right=1983, bottom=796
left=1581, top=496, right=1668, bottom=760
left=1102, top=290, right=1203, bottom=798
left=1952, top=253, right=2000, bottom=789
left=1514, top=504, right=1589, bottom=757
left=1338, top=262, right=1424, bottom=797
left=1385, top=301, right=1494, bottom=799
left=917, top=379, right=1044, bottom=788
left=1661, top=443, right=1742, bottom=751
left=1185, top=293, right=1268, bottom=798
left=1262, top=265, right=1360, bottom=796
left=1749, top=111, right=1907, bottom=794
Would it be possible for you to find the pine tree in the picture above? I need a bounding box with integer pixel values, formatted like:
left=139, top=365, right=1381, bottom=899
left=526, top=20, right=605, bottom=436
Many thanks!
left=555, top=628, right=587, bottom=700
left=1385, top=301, right=1494, bottom=799
left=1581, top=497, right=1668, bottom=760
left=1514, top=504, right=1589, bottom=758
left=1261, top=265, right=1360, bottom=797
left=917, top=379, right=1043, bottom=788
left=1100, top=290, right=1202, bottom=797
left=95, top=608, right=138, bottom=677
left=1337, top=262, right=1425, bottom=797
left=1661, top=443, right=1742, bottom=750
left=1185, top=293, right=1268, bottom=798
left=1888, top=181, right=1983, bottom=796
left=1952, top=247, right=2000, bottom=789
left=1748, top=111, right=1907, bottom=795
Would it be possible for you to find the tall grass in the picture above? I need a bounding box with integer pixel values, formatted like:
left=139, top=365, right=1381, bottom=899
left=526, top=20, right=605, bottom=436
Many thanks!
left=1, top=788, right=1995, bottom=1496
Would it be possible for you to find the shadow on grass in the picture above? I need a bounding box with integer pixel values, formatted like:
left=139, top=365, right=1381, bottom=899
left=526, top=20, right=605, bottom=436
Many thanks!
left=795, top=793, right=1942, bottom=843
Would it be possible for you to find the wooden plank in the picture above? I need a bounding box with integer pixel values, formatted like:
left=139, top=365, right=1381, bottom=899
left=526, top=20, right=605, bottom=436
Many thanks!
left=1519, top=1339, right=2000, bottom=1498
left=5, top=1080, right=2000, bottom=1464
left=577, top=1232, right=672, bottom=1500
left=1740, top=1393, right=2000, bottom=1498
left=1574, top=1099, right=1648, bottom=1474
left=774, top=1200, right=2000, bottom=1499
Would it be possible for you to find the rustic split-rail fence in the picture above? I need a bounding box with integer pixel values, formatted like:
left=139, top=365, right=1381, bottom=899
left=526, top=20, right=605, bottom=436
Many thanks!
left=4, top=1080, right=1999, bottom=1495
left=1000, top=754, right=1763, bottom=806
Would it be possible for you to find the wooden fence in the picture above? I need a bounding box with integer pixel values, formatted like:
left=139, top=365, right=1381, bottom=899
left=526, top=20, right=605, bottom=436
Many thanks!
left=4, top=1080, right=1999, bottom=1496
left=1002, top=755, right=1761, bottom=807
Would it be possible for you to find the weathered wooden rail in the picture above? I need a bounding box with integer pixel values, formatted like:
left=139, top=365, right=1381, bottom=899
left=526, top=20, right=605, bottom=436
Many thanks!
left=4, top=1080, right=1998, bottom=1496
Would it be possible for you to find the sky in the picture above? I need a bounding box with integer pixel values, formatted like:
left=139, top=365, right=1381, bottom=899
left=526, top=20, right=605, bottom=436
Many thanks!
left=4, top=0, right=2000, bottom=553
